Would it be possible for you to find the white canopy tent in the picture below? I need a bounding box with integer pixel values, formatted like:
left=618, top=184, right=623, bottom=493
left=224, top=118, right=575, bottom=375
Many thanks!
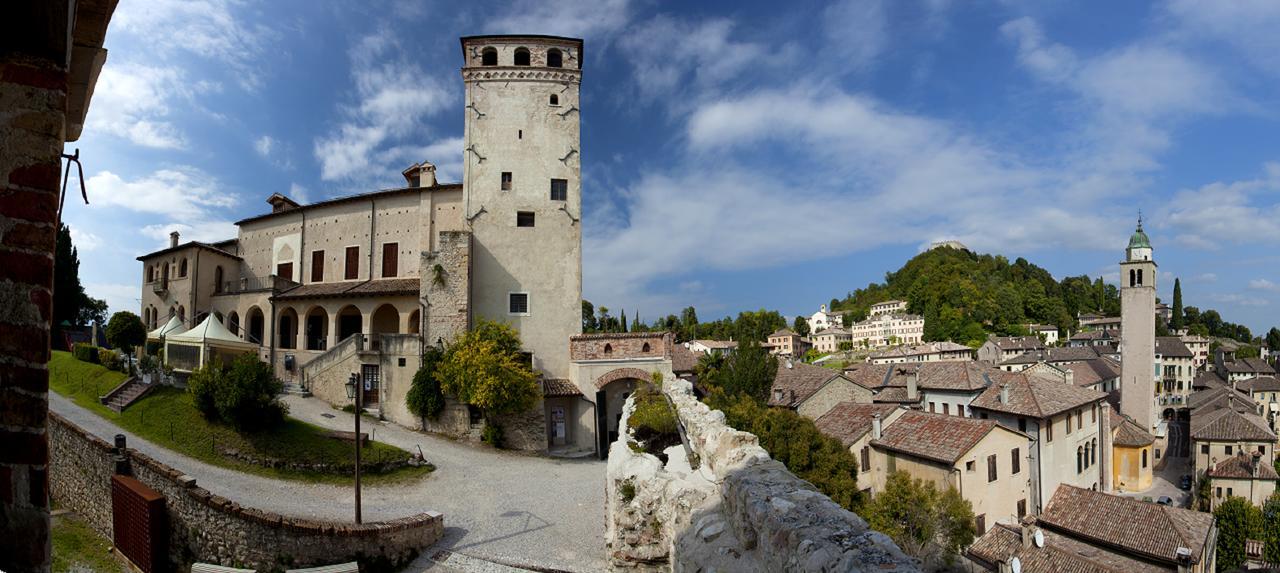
left=163, top=314, right=258, bottom=372
left=146, top=315, right=185, bottom=341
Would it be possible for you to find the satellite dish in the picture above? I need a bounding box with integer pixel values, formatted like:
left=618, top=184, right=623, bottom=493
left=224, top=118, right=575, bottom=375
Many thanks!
left=1010, top=556, right=1022, bottom=573
left=1034, top=529, right=1045, bottom=548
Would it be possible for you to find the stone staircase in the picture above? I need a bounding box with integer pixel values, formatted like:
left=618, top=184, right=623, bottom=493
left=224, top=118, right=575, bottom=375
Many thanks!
left=99, top=377, right=155, bottom=412
left=281, top=381, right=311, bottom=397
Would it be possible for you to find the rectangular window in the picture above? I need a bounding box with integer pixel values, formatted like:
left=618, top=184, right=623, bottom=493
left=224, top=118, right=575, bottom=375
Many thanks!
left=861, top=446, right=870, bottom=472
left=517, top=211, right=535, bottom=227
left=929, top=402, right=936, bottom=413
left=501, top=171, right=512, bottom=191
left=276, top=262, right=293, bottom=281
left=1226, top=445, right=1233, bottom=456
left=987, top=454, right=997, bottom=482
left=509, top=292, right=529, bottom=315
left=1018, top=417, right=1027, bottom=432
left=1091, top=405, right=1097, bottom=423
left=1201, top=444, right=1209, bottom=455
left=1046, top=419, right=1053, bottom=442
left=550, top=178, right=568, bottom=201
left=1011, top=448, right=1021, bottom=475
left=381, top=242, right=398, bottom=278
left=975, top=514, right=986, bottom=536
left=1066, top=413, right=1073, bottom=434
left=345, top=246, right=359, bottom=280
left=1077, top=409, right=1083, bottom=430
left=1228, top=487, right=1233, bottom=497
left=311, top=250, right=324, bottom=283
left=1216, top=487, right=1222, bottom=498
left=1017, top=499, right=1026, bottom=518
left=966, top=460, right=975, bottom=472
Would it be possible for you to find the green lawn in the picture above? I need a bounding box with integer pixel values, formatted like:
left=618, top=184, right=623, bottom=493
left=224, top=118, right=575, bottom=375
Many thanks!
left=49, top=351, right=431, bottom=485
left=52, top=507, right=126, bottom=573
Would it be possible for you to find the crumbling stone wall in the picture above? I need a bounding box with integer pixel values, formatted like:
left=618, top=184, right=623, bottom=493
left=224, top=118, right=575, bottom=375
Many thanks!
left=571, top=332, right=671, bottom=361
left=48, top=413, right=444, bottom=571
left=606, top=376, right=919, bottom=572
left=421, top=231, right=470, bottom=348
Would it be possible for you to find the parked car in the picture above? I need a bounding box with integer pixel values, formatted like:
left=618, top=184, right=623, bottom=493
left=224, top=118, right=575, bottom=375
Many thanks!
left=1157, top=496, right=1174, bottom=506
left=1179, top=475, right=1192, bottom=490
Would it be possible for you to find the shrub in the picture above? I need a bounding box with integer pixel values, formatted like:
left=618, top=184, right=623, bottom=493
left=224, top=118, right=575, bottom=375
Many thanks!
left=619, top=479, right=636, bottom=503
left=186, top=354, right=287, bottom=432
left=139, top=354, right=159, bottom=375
left=105, top=311, right=147, bottom=356
left=406, top=348, right=446, bottom=421
left=72, top=343, right=99, bottom=363
left=481, top=422, right=504, bottom=448
left=629, top=385, right=680, bottom=457
left=98, top=349, right=122, bottom=372
left=436, top=319, right=539, bottom=419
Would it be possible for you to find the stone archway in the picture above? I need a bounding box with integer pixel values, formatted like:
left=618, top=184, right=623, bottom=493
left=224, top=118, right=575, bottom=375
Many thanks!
left=594, top=367, right=654, bottom=390
left=592, top=367, right=657, bottom=458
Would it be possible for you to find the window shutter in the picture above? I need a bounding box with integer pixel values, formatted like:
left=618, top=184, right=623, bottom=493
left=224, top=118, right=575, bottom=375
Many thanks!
left=311, top=250, right=324, bottom=282
left=382, top=243, right=398, bottom=278
left=345, top=246, right=359, bottom=280
left=987, top=454, right=997, bottom=482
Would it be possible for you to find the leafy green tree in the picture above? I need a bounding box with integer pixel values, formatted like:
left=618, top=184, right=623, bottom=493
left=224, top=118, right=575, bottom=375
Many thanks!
left=703, top=338, right=777, bottom=402
left=187, top=353, right=287, bottom=431
left=1171, top=278, right=1184, bottom=330
left=1267, top=328, right=1280, bottom=355
left=406, top=347, right=446, bottom=422
left=79, top=297, right=108, bottom=326
left=54, top=223, right=107, bottom=328
left=633, top=311, right=641, bottom=332
left=1215, top=496, right=1264, bottom=572
left=1264, top=491, right=1280, bottom=565
left=864, top=471, right=975, bottom=565
left=582, top=300, right=597, bottom=332
left=1237, top=345, right=1261, bottom=359
left=793, top=315, right=810, bottom=337
left=105, top=311, right=146, bottom=356
left=680, top=306, right=699, bottom=341
left=436, top=320, right=539, bottom=437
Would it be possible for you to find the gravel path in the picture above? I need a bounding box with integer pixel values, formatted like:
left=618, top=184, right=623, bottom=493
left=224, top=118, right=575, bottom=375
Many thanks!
left=49, top=392, right=606, bottom=572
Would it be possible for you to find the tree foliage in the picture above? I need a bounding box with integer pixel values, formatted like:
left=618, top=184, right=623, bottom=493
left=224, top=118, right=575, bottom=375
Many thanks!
left=105, top=311, right=147, bottom=355
left=186, top=353, right=287, bottom=432
left=54, top=223, right=108, bottom=328
left=700, top=338, right=777, bottom=403
left=1181, top=305, right=1253, bottom=343
left=1171, top=278, right=1184, bottom=331
left=792, top=315, right=810, bottom=337
left=436, top=319, right=539, bottom=418
left=406, top=347, right=446, bottom=421
left=1214, top=496, right=1264, bottom=572
left=1264, top=492, right=1280, bottom=565
left=863, top=471, right=976, bottom=565
left=1267, top=328, right=1280, bottom=356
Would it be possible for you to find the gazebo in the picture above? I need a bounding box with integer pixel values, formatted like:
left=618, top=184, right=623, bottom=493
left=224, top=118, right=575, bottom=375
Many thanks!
left=145, top=315, right=185, bottom=355
left=163, top=314, right=258, bottom=372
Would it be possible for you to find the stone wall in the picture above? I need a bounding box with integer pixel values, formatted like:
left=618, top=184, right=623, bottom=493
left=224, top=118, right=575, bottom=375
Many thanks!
left=48, top=413, right=444, bottom=571
left=606, top=375, right=919, bottom=572
left=301, top=333, right=366, bottom=409
left=571, top=332, right=671, bottom=362
left=421, top=231, right=470, bottom=349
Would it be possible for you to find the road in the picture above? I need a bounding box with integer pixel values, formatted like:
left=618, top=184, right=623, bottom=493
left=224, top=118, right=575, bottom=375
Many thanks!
left=50, top=392, right=606, bottom=572
left=1120, top=419, right=1192, bottom=508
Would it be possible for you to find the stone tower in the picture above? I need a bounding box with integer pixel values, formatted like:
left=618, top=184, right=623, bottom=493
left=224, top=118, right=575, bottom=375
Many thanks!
left=459, top=35, right=584, bottom=379
left=1120, top=217, right=1157, bottom=430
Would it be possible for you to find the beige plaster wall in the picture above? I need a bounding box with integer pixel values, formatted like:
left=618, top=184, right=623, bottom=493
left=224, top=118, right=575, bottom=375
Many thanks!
left=797, top=378, right=871, bottom=420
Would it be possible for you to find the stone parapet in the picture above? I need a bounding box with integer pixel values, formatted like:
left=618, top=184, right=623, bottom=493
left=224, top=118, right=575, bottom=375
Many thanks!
left=48, top=412, right=443, bottom=571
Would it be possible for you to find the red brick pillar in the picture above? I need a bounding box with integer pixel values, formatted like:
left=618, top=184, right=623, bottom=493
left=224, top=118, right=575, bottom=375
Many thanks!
left=0, top=3, right=73, bottom=571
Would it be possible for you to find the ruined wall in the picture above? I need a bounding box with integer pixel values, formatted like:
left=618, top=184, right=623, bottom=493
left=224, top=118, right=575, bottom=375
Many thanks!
left=606, top=376, right=919, bottom=572
left=421, top=231, right=469, bottom=349
left=48, top=413, right=443, bottom=571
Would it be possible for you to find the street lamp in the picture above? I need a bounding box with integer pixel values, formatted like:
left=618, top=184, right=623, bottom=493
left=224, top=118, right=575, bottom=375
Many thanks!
left=344, top=372, right=363, bottom=524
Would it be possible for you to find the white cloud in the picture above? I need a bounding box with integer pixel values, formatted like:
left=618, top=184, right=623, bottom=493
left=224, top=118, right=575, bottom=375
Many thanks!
left=1249, top=279, right=1280, bottom=293
left=140, top=220, right=238, bottom=249
left=288, top=183, right=310, bottom=204
left=1195, top=273, right=1218, bottom=283
left=85, top=167, right=237, bottom=220
left=1165, top=0, right=1280, bottom=77
left=314, top=32, right=455, bottom=182
left=487, top=0, right=631, bottom=42
left=254, top=135, right=274, bottom=157
left=112, top=0, right=272, bottom=90
left=68, top=226, right=102, bottom=252
left=89, top=64, right=198, bottom=149
left=1161, top=162, right=1280, bottom=249
left=84, top=283, right=142, bottom=318
left=822, top=0, right=888, bottom=72
left=1209, top=293, right=1269, bottom=307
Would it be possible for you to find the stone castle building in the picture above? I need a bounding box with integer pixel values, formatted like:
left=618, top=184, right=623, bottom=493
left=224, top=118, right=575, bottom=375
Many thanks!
left=1119, top=219, right=1157, bottom=431
left=137, top=35, right=590, bottom=452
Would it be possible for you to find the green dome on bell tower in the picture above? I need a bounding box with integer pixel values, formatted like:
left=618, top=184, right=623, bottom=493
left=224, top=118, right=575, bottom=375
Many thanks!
left=1128, top=221, right=1151, bottom=250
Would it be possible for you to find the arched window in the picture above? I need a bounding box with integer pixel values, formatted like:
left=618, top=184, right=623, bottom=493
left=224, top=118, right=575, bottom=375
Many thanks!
left=1137, top=269, right=1143, bottom=286
left=547, top=48, right=562, bottom=68
left=1077, top=447, right=1083, bottom=474
left=481, top=47, right=497, bottom=66
left=642, top=342, right=650, bottom=353
left=1129, top=269, right=1135, bottom=287
left=1142, top=449, right=1148, bottom=468
left=1091, top=438, right=1097, bottom=465
left=514, top=47, right=530, bottom=66
left=603, top=343, right=612, bottom=355
left=179, top=258, right=188, bottom=277
left=549, top=94, right=559, bottom=105
left=213, top=266, right=224, bottom=293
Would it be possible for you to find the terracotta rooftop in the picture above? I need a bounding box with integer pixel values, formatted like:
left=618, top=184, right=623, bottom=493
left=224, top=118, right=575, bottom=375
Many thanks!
left=1069, top=329, right=1118, bottom=341
left=1208, top=453, right=1280, bottom=480
left=1223, top=357, right=1276, bottom=375
left=767, top=360, right=846, bottom=408
left=768, top=328, right=799, bottom=338
left=234, top=184, right=462, bottom=226
left=1192, top=371, right=1228, bottom=391
left=542, top=378, right=581, bottom=397
left=1189, top=385, right=1259, bottom=414
left=1190, top=406, right=1276, bottom=442
left=1063, top=357, right=1121, bottom=388
left=1000, top=346, right=1108, bottom=366
left=1039, top=485, right=1215, bottom=566
left=871, top=386, right=917, bottom=404
left=1111, top=412, right=1155, bottom=447
left=870, top=341, right=973, bottom=360
left=1238, top=375, right=1280, bottom=394
left=967, top=521, right=1167, bottom=573
left=870, top=410, right=1011, bottom=465
left=969, top=370, right=1106, bottom=419
left=813, top=403, right=899, bottom=448
left=987, top=336, right=1045, bottom=351
left=670, top=343, right=699, bottom=374
left=272, top=278, right=420, bottom=300
left=1154, top=336, right=1194, bottom=358
left=844, top=362, right=1002, bottom=393
left=136, top=240, right=243, bottom=262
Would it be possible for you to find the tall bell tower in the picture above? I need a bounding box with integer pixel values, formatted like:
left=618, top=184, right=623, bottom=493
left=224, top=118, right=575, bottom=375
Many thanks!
left=459, top=35, right=584, bottom=379
left=1120, top=216, right=1157, bottom=430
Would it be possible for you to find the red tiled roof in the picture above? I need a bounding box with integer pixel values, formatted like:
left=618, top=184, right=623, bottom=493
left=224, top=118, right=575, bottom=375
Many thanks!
left=1154, top=336, right=1194, bottom=358
left=1190, top=406, right=1276, bottom=442
left=670, top=343, right=699, bottom=374
left=542, top=378, right=582, bottom=397
left=1111, top=413, right=1155, bottom=447
left=767, top=360, right=844, bottom=408
left=1039, top=485, right=1215, bottom=566
left=272, top=278, right=420, bottom=300
left=1208, top=453, right=1280, bottom=480
left=969, top=370, right=1106, bottom=419
left=967, top=522, right=1167, bottom=573
left=813, top=403, right=899, bottom=447
left=871, top=410, right=1006, bottom=465
left=1063, top=358, right=1121, bottom=388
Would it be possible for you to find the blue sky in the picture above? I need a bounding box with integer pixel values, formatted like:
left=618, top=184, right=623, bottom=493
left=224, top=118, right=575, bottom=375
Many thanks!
left=68, top=0, right=1280, bottom=335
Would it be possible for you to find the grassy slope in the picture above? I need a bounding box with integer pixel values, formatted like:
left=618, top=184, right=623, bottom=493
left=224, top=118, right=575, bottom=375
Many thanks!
left=51, top=507, right=127, bottom=573
left=49, top=351, right=430, bottom=485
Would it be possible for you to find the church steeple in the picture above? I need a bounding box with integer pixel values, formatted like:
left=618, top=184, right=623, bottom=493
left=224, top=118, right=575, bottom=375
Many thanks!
left=1126, top=213, right=1152, bottom=262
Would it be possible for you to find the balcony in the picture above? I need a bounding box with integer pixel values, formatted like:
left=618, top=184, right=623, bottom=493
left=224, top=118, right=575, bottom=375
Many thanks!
left=151, top=281, right=168, bottom=295
left=217, top=274, right=300, bottom=295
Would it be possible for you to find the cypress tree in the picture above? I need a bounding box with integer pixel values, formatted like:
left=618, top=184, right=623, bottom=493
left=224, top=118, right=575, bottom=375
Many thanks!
left=619, top=308, right=628, bottom=333
left=1171, top=278, right=1184, bottom=331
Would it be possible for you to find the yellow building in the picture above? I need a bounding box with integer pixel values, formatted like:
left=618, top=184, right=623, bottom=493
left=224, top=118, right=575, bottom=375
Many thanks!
left=1110, top=411, right=1155, bottom=493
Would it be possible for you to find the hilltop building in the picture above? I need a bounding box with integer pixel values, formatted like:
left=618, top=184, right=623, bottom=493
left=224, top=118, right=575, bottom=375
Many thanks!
left=1120, top=218, right=1158, bottom=431
left=848, top=311, right=924, bottom=348
left=868, top=341, right=974, bottom=364
left=977, top=336, right=1044, bottom=364
left=805, top=304, right=844, bottom=333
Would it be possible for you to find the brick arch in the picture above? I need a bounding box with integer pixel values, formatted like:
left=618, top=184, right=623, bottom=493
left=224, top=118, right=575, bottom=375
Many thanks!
left=594, top=367, right=654, bottom=390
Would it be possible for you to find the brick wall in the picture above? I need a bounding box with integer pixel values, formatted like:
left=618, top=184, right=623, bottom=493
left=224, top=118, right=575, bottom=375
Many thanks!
left=570, top=332, right=671, bottom=361
left=0, top=5, right=74, bottom=569
left=48, top=413, right=444, bottom=571
left=421, top=231, right=470, bottom=348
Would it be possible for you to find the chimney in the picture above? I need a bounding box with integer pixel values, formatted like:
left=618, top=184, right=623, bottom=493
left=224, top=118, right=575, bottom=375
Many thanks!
left=1064, top=369, right=1074, bottom=386
left=404, top=161, right=437, bottom=188
left=1000, top=383, right=1010, bottom=405
left=169, top=231, right=180, bottom=248
left=872, top=412, right=882, bottom=440
left=1252, top=451, right=1261, bottom=477
left=1175, top=547, right=1193, bottom=573
left=907, top=372, right=919, bottom=401
left=1020, top=515, right=1036, bottom=549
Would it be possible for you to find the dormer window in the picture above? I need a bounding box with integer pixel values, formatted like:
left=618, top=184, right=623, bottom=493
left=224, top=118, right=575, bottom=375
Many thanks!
left=547, top=48, right=562, bottom=68
left=481, top=47, right=497, bottom=66
left=514, top=47, right=530, bottom=66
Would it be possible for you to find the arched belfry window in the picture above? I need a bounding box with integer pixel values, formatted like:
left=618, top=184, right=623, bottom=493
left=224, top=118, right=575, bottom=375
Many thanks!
left=1137, top=269, right=1143, bottom=286
left=514, top=47, right=530, bottom=66
left=481, top=47, right=497, bottom=66
left=547, top=48, right=563, bottom=68
left=1129, top=269, right=1136, bottom=287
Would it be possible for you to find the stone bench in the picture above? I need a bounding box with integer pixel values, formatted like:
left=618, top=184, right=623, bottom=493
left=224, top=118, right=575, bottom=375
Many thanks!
left=285, top=562, right=359, bottom=573
left=324, top=430, right=369, bottom=445
left=191, top=564, right=255, bottom=573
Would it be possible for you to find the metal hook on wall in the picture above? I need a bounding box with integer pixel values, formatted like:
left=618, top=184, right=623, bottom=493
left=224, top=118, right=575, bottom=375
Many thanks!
left=57, top=147, right=88, bottom=225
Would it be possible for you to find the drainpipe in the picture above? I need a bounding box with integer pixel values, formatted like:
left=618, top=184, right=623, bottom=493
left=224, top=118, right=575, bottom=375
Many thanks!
left=191, top=249, right=199, bottom=327
left=269, top=298, right=277, bottom=371
left=368, top=199, right=376, bottom=282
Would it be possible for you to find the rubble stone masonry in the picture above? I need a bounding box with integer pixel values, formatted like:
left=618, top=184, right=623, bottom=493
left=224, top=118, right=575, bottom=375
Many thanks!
left=48, top=412, right=444, bottom=570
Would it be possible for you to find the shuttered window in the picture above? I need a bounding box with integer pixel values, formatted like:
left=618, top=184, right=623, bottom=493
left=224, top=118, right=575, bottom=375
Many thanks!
left=276, top=262, right=293, bottom=281
left=1011, top=448, right=1021, bottom=475
left=860, top=446, right=870, bottom=472
left=987, top=454, right=997, bottom=482
left=311, top=250, right=324, bottom=282
left=345, top=246, right=359, bottom=280
left=382, top=243, right=398, bottom=278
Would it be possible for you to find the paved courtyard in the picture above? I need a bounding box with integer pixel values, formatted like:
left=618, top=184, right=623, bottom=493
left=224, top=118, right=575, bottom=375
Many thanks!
left=49, top=392, right=606, bottom=572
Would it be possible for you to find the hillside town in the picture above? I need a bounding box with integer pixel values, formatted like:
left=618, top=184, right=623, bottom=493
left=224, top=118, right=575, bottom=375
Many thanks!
left=5, top=2, right=1280, bottom=573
